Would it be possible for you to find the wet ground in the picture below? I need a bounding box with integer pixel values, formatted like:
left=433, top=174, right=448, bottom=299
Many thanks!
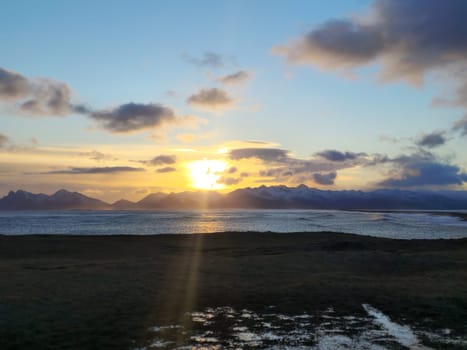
left=1, top=232, right=467, bottom=349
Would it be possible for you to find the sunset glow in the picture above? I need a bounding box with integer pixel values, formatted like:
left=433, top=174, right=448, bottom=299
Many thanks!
left=188, top=160, right=227, bottom=190
left=0, top=0, right=466, bottom=202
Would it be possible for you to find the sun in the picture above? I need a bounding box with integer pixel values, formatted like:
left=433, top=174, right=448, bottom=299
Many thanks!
left=188, top=159, right=227, bottom=190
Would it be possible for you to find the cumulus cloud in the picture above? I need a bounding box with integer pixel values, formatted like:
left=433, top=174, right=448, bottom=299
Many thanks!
left=0, top=67, right=203, bottom=137
left=415, top=131, right=447, bottom=148
left=217, top=70, right=251, bottom=85
left=187, top=88, right=235, bottom=112
left=90, top=103, right=177, bottom=133
left=44, top=166, right=144, bottom=174
left=274, top=0, right=467, bottom=140
left=274, top=0, right=467, bottom=85
left=315, top=150, right=366, bottom=162
left=378, top=150, right=467, bottom=187
left=229, top=148, right=290, bottom=162
left=183, top=51, right=224, bottom=68
left=313, top=172, right=337, bottom=185
left=379, top=162, right=467, bottom=187
left=156, top=166, right=176, bottom=173
left=0, top=67, right=74, bottom=116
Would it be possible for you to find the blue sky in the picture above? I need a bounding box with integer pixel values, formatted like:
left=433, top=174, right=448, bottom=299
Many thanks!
left=1, top=0, right=467, bottom=200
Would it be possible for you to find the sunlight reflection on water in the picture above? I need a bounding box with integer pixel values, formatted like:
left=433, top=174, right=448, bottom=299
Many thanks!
left=0, top=209, right=466, bottom=239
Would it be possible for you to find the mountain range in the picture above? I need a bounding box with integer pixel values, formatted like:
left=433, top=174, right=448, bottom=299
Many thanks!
left=1, top=185, right=467, bottom=210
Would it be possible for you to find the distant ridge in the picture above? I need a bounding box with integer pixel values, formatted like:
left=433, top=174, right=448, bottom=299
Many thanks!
left=0, top=189, right=110, bottom=210
left=1, top=186, right=467, bottom=210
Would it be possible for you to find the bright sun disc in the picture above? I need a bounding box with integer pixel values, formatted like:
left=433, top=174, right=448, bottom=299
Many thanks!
left=188, top=159, right=226, bottom=190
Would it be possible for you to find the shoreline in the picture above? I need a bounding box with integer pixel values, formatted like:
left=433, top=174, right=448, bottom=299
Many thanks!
left=1, top=231, right=467, bottom=349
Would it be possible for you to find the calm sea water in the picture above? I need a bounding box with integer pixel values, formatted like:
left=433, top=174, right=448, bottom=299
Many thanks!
left=0, top=210, right=466, bottom=239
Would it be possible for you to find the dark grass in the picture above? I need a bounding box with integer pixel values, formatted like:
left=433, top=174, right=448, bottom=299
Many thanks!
left=1, top=232, right=467, bottom=349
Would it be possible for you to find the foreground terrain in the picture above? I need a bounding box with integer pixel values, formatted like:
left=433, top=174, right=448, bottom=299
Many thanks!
left=1, top=232, right=466, bottom=349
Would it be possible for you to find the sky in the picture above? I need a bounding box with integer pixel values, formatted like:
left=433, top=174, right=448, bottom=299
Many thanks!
left=1, top=0, right=467, bottom=202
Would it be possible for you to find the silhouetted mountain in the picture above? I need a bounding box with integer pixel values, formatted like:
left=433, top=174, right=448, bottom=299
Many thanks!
left=111, top=199, right=138, bottom=210
left=1, top=186, right=467, bottom=210
left=0, top=189, right=110, bottom=210
left=135, top=191, right=224, bottom=209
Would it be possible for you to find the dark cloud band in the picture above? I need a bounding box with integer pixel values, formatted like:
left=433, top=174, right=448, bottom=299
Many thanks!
left=44, top=166, right=144, bottom=174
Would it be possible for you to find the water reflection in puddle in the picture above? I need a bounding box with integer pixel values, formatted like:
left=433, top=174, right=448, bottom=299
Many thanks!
left=133, top=304, right=466, bottom=349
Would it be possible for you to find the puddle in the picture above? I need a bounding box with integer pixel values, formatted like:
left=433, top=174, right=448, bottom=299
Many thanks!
left=132, top=304, right=467, bottom=349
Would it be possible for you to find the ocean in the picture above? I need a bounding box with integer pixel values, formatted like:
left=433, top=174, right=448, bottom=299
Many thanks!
left=0, top=209, right=466, bottom=239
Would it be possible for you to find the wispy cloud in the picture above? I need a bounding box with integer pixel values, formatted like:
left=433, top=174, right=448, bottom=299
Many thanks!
left=182, top=51, right=225, bottom=68
left=217, top=70, right=251, bottom=85
left=79, top=150, right=117, bottom=162
left=454, top=117, right=467, bottom=136
left=315, top=150, right=366, bottom=162
left=217, top=176, right=242, bottom=185
left=43, top=166, right=144, bottom=174
left=0, top=133, right=10, bottom=148
left=156, top=166, right=176, bottom=173
left=229, top=148, right=289, bottom=162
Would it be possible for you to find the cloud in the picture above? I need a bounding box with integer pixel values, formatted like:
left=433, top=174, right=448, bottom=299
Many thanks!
left=274, top=0, right=467, bottom=142
left=80, top=150, right=117, bottom=162
left=315, top=150, right=366, bottom=162
left=0, top=133, right=10, bottom=148
left=454, top=116, right=467, bottom=136
left=156, top=166, right=176, bottom=173
left=90, top=103, right=177, bottom=133
left=313, top=171, right=337, bottom=185
left=144, top=155, right=177, bottom=166
left=183, top=51, right=224, bottom=68
left=0, top=67, right=74, bottom=116
left=377, top=150, right=467, bottom=187
left=176, top=131, right=212, bottom=143
left=227, top=166, right=237, bottom=174
left=44, top=166, right=144, bottom=174
left=0, top=67, right=204, bottom=137
left=187, top=88, right=235, bottom=112
left=379, top=162, right=467, bottom=187
left=274, top=0, right=467, bottom=86
left=0, top=67, right=29, bottom=99
left=229, top=147, right=371, bottom=184
left=415, top=131, right=447, bottom=148
left=229, top=148, right=290, bottom=162
left=217, top=70, right=251, bottom=85
left=217, top=176, right=242, bottom=185
left=20, top=79, right=73, bottom=116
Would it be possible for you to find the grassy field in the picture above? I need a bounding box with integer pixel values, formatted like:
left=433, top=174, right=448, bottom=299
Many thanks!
left=1, top=232, right=467, bottom=349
